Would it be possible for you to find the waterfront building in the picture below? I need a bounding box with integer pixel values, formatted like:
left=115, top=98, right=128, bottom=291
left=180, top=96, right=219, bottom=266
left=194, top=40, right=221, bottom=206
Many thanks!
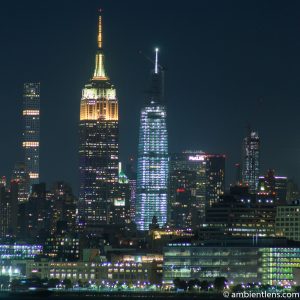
left=163, top=239, right=300, bottom=286
left=26, top=260, right=161, bottom=285
left=0, top=244, right=42, bottom=260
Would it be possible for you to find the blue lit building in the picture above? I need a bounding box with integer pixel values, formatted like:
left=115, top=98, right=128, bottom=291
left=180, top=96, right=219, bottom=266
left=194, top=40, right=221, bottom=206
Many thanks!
left=22, top=83, right=40, bottom=188
left=135, top=49, right=169, bottom=231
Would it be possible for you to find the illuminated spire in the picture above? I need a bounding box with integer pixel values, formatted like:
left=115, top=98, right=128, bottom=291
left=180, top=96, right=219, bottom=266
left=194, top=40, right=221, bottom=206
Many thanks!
left=98, top=10, right=102, bottom=49
left=155, top=48, right=159, bottom=74
left=93, top=9, right=107, bottom=80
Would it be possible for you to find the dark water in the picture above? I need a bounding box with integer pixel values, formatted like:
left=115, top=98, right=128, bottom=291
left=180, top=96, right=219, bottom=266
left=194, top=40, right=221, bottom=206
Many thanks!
left=0, top=291, right=222, bottom=300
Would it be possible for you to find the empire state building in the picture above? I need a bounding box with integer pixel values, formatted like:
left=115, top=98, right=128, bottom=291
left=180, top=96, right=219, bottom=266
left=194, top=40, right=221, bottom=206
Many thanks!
left=78, top=12, right=119, bottom=227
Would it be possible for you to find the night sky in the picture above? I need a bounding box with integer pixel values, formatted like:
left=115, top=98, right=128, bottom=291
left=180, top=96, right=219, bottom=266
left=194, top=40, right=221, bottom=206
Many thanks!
left=1, top=0, right=300, bottom=193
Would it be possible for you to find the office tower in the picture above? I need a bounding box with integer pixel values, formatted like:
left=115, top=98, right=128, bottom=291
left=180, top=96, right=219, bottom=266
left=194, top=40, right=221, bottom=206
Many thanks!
left=258, top=169, right=287, bottom=204
left=205, top=185, right=276, bottom=238
left=22, top=83, right=40, bottom=189
left=11, top=162, right=30, bottom=202
left=169, top=151, right=225, bottom=229
left=78, top=12, right=119, bottom=227
left=135, top=49, right=169, bottom=231
left=242, top=130, right=260, bottom=193
left=169, top=167, right=196, bottom=229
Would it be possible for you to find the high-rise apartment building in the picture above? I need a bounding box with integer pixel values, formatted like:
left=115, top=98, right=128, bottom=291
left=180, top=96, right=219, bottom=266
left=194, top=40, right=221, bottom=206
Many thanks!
left=78, top=12, right=119, bottom=227
left=242, top=130, right=260, bottom=193
left=22, top=83, right=40, bottom=189
left=135, top=49, right=169, bottom=231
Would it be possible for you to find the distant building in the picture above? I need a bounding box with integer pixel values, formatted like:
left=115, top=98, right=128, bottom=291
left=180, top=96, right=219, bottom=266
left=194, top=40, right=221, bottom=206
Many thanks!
left=108, top=164, right=131, bottom=225
left=136, top=49, right=169, bottom=231
left=0, top=185, right=18, bottom=239
left=204, top=186, right=276, bottom=238
left=234, top=163, right=242, bottom=185
left=44, top=233, right=79, bottom=261
left=242, top=130, right=260, bottom=193
left=0, top=244, right=42, bottom=260
left=22, top=83, right=40, bottom=189
left=125, top=158, right=137, bottom=221
left=50, top=181, right=77, bottom=234
left=17, top=183, right=52, bottom=242
left=11, top=162, right=29, bottom=202
left=258, top=170, right=287, bottom=204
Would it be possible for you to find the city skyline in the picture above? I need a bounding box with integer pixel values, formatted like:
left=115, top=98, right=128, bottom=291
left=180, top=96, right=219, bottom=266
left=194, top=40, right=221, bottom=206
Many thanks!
left=2, top=1, right=300, bottom=296
left=1, top=0, right=300, bottom=191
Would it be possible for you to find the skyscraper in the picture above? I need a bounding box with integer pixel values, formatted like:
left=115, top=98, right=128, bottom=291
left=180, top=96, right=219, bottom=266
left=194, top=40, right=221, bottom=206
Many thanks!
left=135, top=49, right=169, bottom=231
left=169, top=151, right=225, bottom=229
left=242, top=130, right=260, bottom=193
left=22, top=83, right=40, bottom=188
left=78, top=12, right=119, bottom=227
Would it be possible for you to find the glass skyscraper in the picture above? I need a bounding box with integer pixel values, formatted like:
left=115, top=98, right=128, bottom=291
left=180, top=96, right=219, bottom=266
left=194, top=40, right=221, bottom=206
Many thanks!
left=78, top=13, right=119, bottom=227
left=22, top=83, right=40, bottom=188
left=242, top=130, right=260, bottom=193
left=135, top=49, right=169, bottom=231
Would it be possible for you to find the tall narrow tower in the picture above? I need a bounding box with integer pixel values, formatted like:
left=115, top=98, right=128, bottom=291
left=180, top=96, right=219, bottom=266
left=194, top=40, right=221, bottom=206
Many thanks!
left=135, top=49, right=169, bottom=231
left=22, top=83, right=40, bottom=189
left=242, top=130, right=260, bottom=193
left=78, top=11, right=119, bottom=227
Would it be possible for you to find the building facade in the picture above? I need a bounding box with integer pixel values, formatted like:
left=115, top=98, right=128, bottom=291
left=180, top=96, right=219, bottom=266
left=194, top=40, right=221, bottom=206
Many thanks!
left=78, top=13, right=119, bottom=227
left=135, top=49, right=169, bottom=231
left=22, top=83, right=40, bottom=190
left=275, top=204, right=300, bottom=241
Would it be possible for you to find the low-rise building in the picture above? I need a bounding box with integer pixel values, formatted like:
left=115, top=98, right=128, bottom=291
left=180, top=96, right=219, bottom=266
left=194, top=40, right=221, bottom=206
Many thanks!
left=26, top=259, right=161, bottom=285
left=163, top=239, right=300, bottom=286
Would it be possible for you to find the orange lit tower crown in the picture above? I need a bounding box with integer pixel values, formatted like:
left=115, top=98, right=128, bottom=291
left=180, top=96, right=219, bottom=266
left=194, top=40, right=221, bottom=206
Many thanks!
left=78, top=11, right=119, bottom=226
